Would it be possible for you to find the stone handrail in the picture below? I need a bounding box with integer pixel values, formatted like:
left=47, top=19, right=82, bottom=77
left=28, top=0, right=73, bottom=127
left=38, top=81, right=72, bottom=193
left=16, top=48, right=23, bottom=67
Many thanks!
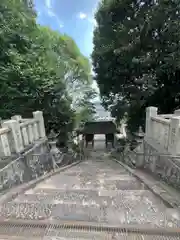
left=141, top=140, right=180, bottom=190
left=0, top=111, right=46, bottom=158
left=146, top=107, right=180, bottom=155
left=151, top=116, right=170, bottom=125
left=0, top=157, right=23, bottom=190
left=0, top=139, right=53, bottom=192
left=20, top=119, right=37, bottom=127
left=158, top=114, right=174, bottom=119
left=148, top=115, right=170, bottom=150
left=20, top=119, right=39, bottom=147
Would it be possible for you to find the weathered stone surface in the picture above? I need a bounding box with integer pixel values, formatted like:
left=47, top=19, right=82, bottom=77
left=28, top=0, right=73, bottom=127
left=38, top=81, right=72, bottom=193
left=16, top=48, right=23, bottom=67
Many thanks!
left=0, top=139, right=55, bottom=192
left=0, top=140, right=180, bottom=239
left=33, top=111, right=46, bottom=138
left=133, top=140, right=180, bottom=190
left=2, top=120, right=24, bottom=153
left=3, top=141, right=180, bottom=229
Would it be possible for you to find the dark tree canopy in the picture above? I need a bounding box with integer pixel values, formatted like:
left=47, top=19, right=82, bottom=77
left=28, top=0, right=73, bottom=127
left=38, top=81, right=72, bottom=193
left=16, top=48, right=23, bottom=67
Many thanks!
left=92, top=0, right=180, bottom=133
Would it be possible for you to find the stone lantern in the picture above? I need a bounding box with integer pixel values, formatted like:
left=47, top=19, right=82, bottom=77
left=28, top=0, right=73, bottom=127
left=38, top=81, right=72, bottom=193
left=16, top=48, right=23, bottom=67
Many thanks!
left=131, top=126, right=144, bottom=150
left=134, top=126, right=144, bottom=144
left=132, top=126, right=145, bottom=168
left=48, top=130, right=62, bottom=169
left=48, top=129, right=58, bottom=142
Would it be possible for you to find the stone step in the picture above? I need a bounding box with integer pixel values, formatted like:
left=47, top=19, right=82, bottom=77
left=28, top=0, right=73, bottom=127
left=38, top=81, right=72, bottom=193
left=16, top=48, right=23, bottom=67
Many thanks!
left=33, top=178, right=146, bottom=191
left=40, top=229, right=115, bottom=240
left=14, top=189, right=157, bottom=205
left=0, top=228, right=172, bottom=240
left=0, top=201, right=179, bottom=227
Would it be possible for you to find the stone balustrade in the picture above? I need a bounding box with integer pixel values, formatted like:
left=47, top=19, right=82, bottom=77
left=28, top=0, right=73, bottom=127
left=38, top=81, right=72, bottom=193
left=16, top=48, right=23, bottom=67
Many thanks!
left=118, top=107, right=180, bottom=190
left=145, top=107, right=180, bottom=155
left=0, top=111, right=46, bottom=157
left=0, top=139, right=53, bottom=192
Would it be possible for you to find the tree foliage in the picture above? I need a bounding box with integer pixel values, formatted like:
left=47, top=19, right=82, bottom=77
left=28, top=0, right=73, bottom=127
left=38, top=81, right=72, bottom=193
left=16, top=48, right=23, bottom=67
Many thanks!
left=0, top=0, right=96, bottom=141
left=92, top=0, right=180, bottom=133
left=74, top=87, right=97, bottom=127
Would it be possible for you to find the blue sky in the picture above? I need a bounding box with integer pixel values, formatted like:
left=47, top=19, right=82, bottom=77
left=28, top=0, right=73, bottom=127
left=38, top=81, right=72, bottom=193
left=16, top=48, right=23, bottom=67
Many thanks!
left=34, top=0, right=108, bottom=112
left=34, top=0, right=98, bottom=57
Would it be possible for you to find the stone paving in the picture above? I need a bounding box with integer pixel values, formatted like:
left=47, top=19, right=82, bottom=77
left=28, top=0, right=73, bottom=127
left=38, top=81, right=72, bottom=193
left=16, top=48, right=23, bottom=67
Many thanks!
left=0, top=141, right=180, bottom=239
left=0, top=144, right=179, bottom=230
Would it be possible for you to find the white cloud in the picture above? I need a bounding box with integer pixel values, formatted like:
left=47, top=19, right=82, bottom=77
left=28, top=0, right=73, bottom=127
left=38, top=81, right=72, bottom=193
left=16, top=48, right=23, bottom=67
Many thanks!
left=45, top=0, right=53, bottom=9
left=77, top=10, right=97, bottom=27
left=45, top=0, right=55, bottom=17
left=55, top=16, right=64, bottom=28
left=48, top=10, right=64, bottom=29
left=88, top=17, right=97, bottom=27
left=78, top=12, right=87, bottom=19
left=44, top=0, right=64, bottom=29
left=37, top=10, right=42, bottom=17
left=47, top=9, right=55, bottom=17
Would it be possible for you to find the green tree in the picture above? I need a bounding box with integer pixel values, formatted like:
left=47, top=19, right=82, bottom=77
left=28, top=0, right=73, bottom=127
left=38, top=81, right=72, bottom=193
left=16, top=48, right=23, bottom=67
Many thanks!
left=0, top=0, right=95, bottom=143
left=75, top=88, right=97, bottom=127
left=92, top=0, right=180, bottom=133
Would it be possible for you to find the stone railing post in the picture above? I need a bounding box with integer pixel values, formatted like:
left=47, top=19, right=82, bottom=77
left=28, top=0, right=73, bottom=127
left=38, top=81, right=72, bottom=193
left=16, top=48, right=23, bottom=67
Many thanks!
left=0, top=129, right=11, bottom=156
left=27, top=123, right=34, bottom=143
left=145, top=107, right=158, bottom=138
left=21, top=126, right=29, bottom=146
left=168, top=116, right=180, bottom=155
left=11, top=115, right=22, bottom=122
left=2, top=120, right=24, bottom=153
left=33, top=111, right=46, bottom=138
left=174, top=109, right=180, bottom=116
left=33, top=122, right=39, bottom=140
